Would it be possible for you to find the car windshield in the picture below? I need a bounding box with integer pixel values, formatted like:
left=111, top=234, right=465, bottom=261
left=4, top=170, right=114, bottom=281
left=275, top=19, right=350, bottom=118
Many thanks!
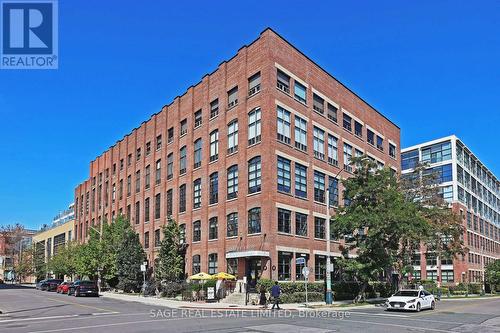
left=394, top=290, right=419, bottom=297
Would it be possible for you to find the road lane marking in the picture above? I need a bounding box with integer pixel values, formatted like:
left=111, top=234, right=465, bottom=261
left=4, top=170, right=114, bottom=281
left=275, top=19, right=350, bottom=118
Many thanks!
left=349, top=311, right=409, bottom=318
left=0, top=315, right=80, bottom=324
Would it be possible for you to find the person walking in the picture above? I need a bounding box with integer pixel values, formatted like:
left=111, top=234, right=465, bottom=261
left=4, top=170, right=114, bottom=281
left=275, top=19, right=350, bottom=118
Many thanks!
left=271, top=281, right=281, bottom=310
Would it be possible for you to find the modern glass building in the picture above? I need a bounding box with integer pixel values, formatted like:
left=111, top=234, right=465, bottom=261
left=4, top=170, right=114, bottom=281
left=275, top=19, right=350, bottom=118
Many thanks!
left=402, top=135, right=500, bottom=285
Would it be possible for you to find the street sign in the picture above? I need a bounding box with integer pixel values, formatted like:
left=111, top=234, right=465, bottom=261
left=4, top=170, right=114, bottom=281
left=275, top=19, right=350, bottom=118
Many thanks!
left=302, top=267, right=310, bottom=278
left=296, top=257, right=306, bottom=265
left=207, top=287, right=215, bottom=300
left=140, top=264, right=146, bottom=272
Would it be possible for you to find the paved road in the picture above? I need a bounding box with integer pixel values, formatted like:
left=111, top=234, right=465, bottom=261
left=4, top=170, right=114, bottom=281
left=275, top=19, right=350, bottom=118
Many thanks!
left=1, top=284, right=500, bottom=333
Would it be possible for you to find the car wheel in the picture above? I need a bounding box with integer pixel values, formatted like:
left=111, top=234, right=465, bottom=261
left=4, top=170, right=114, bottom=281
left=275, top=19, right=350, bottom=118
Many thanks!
left=416, top=302, right=421, bottom=312
left=67, top=290, right=71, bottom=296
left=431, top=301, right=435, bottom=310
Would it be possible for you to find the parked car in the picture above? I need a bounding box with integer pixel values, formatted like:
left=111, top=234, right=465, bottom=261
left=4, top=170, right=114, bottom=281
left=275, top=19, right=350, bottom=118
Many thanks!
left=36, top=279, right=46, bottom=290
left=56, top=281, right=71, bottom=294
left=45, top=279, right=63, bottom=291
left=39, top=280, right=50, bottom=291
left=386, top=289, right=436, bottom=312
left=67, top=280, right=98, bottom=297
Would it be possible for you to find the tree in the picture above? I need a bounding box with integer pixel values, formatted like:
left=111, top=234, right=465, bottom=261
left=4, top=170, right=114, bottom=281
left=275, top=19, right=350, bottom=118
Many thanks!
left=331, top=158, right=464, bottom=302
left=33, top=240, right=47, bottom=281
left=14, top=249, right=34, bottom=283
left=48, top=242, right=79, bottom=279
left=156, top=217, right=184, bottom=283
left=99, top=216, right=129, bottom=285
left=74, top=228, right=101, bottom=279
left=116, top=228, right=146, bottom=292
left=485, top=260, right=500, bottom=293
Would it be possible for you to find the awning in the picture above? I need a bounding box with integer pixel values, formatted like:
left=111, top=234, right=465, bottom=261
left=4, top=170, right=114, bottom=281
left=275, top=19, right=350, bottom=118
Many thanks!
left=225, top=250, right=270, bottom=259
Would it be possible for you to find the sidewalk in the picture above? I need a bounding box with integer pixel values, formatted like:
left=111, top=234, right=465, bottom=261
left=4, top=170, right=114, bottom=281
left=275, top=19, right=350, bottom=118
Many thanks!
left=100, top=292, right=376, bottom=311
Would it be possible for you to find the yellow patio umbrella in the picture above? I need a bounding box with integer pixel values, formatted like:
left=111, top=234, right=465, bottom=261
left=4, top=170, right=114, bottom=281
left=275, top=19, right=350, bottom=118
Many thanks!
left=188, top=272, right=214, bottom=281
left=212, top=272, right=236, bottom=280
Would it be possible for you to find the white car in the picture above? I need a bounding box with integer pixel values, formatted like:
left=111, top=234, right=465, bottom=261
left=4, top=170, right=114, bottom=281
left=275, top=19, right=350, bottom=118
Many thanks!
left=386, top=289, right=436, bottom=312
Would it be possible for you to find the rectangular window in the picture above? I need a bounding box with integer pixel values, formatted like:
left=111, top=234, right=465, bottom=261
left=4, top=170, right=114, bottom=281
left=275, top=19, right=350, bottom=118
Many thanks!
left=120, top=159, right=124, bottom=171
left=227, top=213, right=238, bottom=237
left=193, top=139, right=202, bottom=168
left=314, top=171, right=325, bottom=203
left=367, top=129, right=375, bottom=145
left=227, top=120, right=238, bottom=154
left=389, top=143, right=396, bottom=158
left=295, top=213, right=308, bottom=236
left=208, top=253, right=218, bottom=274
left=314, top=217, right=326, bottom=239
left=144, top=197, right=150, bottom=223
left=127, top=154, right=132, bottom=166
left=144, top=231, right=149, bottom=249
left=180, top=119, right=187, bottom=136
left=210, top=99, right=219, bottom=118
left=401, top=149, right=418, bottom=170
left=166, top=153, right=173, bottom=180
left=294, top=116, right=307, bottom=151
left=343, top=113, right=352, bottom=132
left=248, top=156, right=262, bottom=194
left=294, top=81, right=307, bottom=104
left=227, top=165, right=238, bottom=199
left=376, top=136, right=384, bottom=151
left=313, top=93, right=324, bottom=114
left=315, top=255, right=326, bottom=280
left=327, top=103, right=338, bottom=123
left=135, top=201, right=140, bottom=225
left=209, top=172, right=218, bottom=204
left=343, top=143, right=353, bottom=172
left=209, top=130, right=219, bottom=162
left=421, top=141, right=452, bottom=163
left=227, top=86, right=238, bottom=109
left=156, top=135, right=162, bottom=150
left=294, top=163, right=307, bottom=198
left=313, top=126, right=325, bottom=160
left=192, top=255, right=200, bottom=274
left=248, top=72, right=261, bottom=97
left=329, top=177, right=339, bottom=207
left=248, top=207, right=261, bottom=234
left=168, top=127, right=174, bottom=143
left=278, top=251, right=292, bottom=281
left=155, top=159, right=161, bottom=185
left=179, top=184, right=186, bottom=213
left=154, top=229, right=161, bottom=247
left=194, top=109, right=202, bottom=128
left=248, top=108, right=261, bottom=145
left=127, top=175, right=131, bottom=196
left=209, top=217, right=218, bottom=240
left=146, top=142, right=151, bottom=156
left=193, top=178, right=201, bottom=209
left=135, top=170, right=141, bottom=193
left=145, top=165, right=151, bottom=189
left=179, top=146, right=187, bottom=174
left=166, top=189, right=173, bottom=216
left=136, top=148, right=141, bottom=161
left=277, top=208, right=291, bottom=234
left=118, top=180, right=123, bottom=200
left=193, top=221, right=201, bottom=242
left=276, top=69, right=290, bottom=93
left=354, top=121, right=363, bottom=138
left=276, top=106, right=291, bottom=144
left=327, top=135, right=338, bottom=166
left=155, top=193, right=161, bottom=219
left=277, top=156, right=291, bottom=193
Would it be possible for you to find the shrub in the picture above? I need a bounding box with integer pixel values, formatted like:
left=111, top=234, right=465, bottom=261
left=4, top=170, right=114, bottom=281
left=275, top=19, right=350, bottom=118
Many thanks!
left=280, top=292, right=324, bottom=303
left=160, top=281, right=185, bottom=298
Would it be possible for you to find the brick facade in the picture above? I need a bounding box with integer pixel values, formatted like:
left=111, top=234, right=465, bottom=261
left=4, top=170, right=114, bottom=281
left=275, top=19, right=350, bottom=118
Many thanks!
left=75, top=28, right=401, bottom=283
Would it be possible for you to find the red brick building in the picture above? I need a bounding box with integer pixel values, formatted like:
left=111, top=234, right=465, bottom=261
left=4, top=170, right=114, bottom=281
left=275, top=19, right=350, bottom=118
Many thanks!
left=74, top=28, right=400, bottom=283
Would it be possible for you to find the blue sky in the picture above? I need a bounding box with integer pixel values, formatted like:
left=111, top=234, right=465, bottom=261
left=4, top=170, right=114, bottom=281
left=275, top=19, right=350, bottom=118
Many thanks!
left=0, top=0, right=499, bottom=230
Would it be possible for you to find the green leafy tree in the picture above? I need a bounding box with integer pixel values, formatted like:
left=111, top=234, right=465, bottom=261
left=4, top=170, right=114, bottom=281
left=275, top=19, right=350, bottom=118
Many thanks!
left=74, top=228, right=101, bottom=279
left=33, top=241, right=47, bottom=281
left=48, top=242, right=79, bottom=279
left=116, top=228, right=146, bottom=292
left=156, top=217, right=184, bottom=283
left=485, top=260, right=500, bottom=293
left=14, top=249, right=34, bottom=283
left=331, top=158, right=464, bottom=302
